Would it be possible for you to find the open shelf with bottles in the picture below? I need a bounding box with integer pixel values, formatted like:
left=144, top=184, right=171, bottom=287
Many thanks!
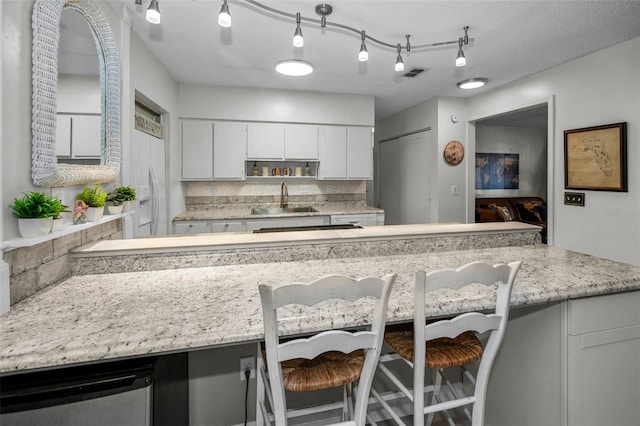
left=245, top=160, right=318, bottom=179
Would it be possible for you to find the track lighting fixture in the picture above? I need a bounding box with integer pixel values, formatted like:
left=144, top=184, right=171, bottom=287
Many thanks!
left=146, top=0, right=161, bottom=25
left=134, top=1, right=475, bottom=80
left=395, top=44, right=404, bottom=72
left=293, top=13, right=304, bottom=47
left=456, top=37, right=466, bottom=67
left=218, top=0, right=231, bottom=28
left=359, top=31, right=368, bottom=62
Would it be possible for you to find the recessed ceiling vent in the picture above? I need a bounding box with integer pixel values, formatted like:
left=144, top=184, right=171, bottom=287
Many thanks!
left=403, top=68, right=425, bottom=78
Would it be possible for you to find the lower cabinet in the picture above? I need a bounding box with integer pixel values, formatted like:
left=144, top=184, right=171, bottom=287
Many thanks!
left=567, top=291, right=640, bottom=426
left=173, top=221, right=246, bottom=234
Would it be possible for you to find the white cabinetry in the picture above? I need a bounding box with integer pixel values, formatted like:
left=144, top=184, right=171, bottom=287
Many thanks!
left=318, top=126, right=347, bottom=179
left=247, top=123, right=318, bottom=160
left=181, top=120, right=213, bottom=180
left=285, top=124, right=318, bottom=160
left=330, top=213, right=381, bottom=227
left=173, top=221, right=212, bottom=235
left=346, top=126, right=373, bottom=179
left=567, top=291, right=640, bottom=426
left=181, top=120, right=246, bottom=180
left=213, top=122, right=246, bottom=180
left=56, top=114, right=101, bottom=158
left=246, top=123, right=285, bottom=159
left=318, top=126, right=373, bottom=180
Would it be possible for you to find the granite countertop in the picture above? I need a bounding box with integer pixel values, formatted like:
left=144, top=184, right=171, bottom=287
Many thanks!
left=2, top=244, right=640, bottom=374
left=173, top=204, right=384, bottom=221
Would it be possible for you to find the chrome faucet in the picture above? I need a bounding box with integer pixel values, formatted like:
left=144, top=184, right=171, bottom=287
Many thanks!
left=280, top=182, right=289, bottom=208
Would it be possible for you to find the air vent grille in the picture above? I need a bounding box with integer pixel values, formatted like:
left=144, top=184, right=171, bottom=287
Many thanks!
left=403, top=68, right=425, bottom=78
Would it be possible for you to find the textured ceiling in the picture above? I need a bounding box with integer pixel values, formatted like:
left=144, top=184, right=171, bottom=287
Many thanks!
left=91, top=1, right=640, bottom=120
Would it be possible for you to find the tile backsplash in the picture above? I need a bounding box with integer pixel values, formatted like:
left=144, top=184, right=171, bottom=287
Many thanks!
left=185, top=180, right=366, bottom=210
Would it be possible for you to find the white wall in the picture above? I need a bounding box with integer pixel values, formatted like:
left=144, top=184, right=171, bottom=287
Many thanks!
left=475, top=124, right=547, bottom=199
left=468, top=37, right=640, bottom=266
left=374, top=97, right=469, bottom=223
left=178, top=83, right=374, bottom=126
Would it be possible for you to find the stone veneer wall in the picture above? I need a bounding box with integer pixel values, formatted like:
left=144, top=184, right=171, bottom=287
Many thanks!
left=5, top=220, right=123, bottom=306
left=184, top=181, right=367, bottom=210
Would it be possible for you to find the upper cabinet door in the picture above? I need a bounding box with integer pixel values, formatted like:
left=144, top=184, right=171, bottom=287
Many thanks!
left=347, top=126, right=373, bottom=180
left=246, top=123, right=285, bottom=159
left=318, top=126, right=347, bottom=179
left=213, top=121, right=246, bottom=180
left=181, top=119, right=214, bottom=180
left=56, top=115, right=72, bottom=157
left=284, top=124, right=318, bottom=160
left=71, top=115, right=101, bottom=157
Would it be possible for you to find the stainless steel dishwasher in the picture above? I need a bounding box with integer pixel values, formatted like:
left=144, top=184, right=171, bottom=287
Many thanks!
left=0, top=358, right=154, bottom=426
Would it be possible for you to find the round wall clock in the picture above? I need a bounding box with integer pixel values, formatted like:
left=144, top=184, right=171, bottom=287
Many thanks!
left=444, top=140, right=465, bottom=165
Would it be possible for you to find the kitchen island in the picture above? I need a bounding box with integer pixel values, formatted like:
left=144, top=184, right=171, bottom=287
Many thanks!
left=2, top=223, right=640, bottom=425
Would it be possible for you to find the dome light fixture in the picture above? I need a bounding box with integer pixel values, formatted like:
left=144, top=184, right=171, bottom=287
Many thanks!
left=218, top=0, right=231, bottom=28
left=276, top=60, right=314, bottom=76
left=457, top=78, right=488, bottom=89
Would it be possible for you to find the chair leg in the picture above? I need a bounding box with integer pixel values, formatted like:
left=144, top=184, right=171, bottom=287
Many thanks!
left=256, top=346, right=266, bottom=426
left=343, top=382, right=355, bottom=421
left=425, top=369, right=442, bottom=426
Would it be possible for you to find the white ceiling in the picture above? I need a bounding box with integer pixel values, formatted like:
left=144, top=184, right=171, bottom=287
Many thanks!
left=99, top=1, right=640, bottom=120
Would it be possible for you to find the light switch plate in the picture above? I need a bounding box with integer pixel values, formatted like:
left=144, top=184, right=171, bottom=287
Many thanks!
left=564, top=192, right=585, bottom=206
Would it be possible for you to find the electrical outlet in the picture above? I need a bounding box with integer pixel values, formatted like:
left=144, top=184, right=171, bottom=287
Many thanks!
left=299, top=184, right=309, bottom=194
left=326, top=184, right=333, bottom=193
left=239, top=356, right=256, bottom=381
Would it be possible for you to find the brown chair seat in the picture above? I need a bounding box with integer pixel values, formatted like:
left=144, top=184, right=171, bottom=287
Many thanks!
left=385, top=325, right=483, bottom=369
left=265, top=349, right=365, bottom=392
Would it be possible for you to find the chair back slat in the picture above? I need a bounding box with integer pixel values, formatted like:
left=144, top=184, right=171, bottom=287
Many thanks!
left=424, top=313, right=502, bottom=340
left=271, top=275, right=389, bottom=309
left=279, top=330, right=377, bottom=362
left=423, top=261, right=517, bottom=292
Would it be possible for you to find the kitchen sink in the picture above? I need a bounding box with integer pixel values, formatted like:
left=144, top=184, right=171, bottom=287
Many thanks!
left=251, top=206, right=318, bottom=215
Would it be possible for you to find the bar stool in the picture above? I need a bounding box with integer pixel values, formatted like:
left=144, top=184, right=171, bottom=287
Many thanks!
left=372, top=261, right=521, bottom=426
left=256, top=273, right=396, bottom=426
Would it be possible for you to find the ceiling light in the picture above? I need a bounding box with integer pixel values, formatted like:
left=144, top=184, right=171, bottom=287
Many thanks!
left=395, top=44, right=404, bottom=72
left=146, top=0, right=161, bottom=24
left=293, top=13, right=304, bottom=47
left=218, top=0, right=231, bottom=28
left=456, top=37, right=466, bottom=67
left=359, top=31, right=368, bottom=62
left=276, top=60, right=313, bottom=76
left=457, top=78, right=488, bottom=89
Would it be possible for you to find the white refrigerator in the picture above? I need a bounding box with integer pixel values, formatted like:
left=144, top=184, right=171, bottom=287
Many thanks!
left=132, top=128, right=167, bottom=237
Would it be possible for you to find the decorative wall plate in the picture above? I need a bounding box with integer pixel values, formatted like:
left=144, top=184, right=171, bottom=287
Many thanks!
left=444, top=140, right=465, bottom=165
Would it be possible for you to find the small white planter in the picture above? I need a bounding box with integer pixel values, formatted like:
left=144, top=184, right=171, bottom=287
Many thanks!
left=107, top=204, right=124, bottom=215
left=51, top=217, right=65, bottom=232
left=18, top=218, right=53, bottom=238
left=122, top=200, right=135, bottom=212
left=85, top=206, right=104, bottom=222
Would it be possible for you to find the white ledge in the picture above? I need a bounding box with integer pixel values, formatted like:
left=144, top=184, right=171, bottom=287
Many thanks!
left=1, top=211, right=133, bottom=251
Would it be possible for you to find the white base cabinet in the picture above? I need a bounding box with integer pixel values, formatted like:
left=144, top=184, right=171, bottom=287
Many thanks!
left=567, top=291, right=640, bottom=426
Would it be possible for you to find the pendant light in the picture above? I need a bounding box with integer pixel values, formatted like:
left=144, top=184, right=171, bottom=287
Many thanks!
left=146, top=0, right=161, bottom=24
left=218, top=0, right=231, bottom=28
left=358, top=30, right=368, bottom=62
left=292, top=13, right=304, bottom=47
left=394, top=43, right=404, bottom=72
left=456, top=37, right=466, bottom=67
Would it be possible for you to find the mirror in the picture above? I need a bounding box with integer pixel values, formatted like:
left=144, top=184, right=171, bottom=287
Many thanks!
left=32, top=0, right=121, bottom=187
left=57, top=7, right=101, bottom=165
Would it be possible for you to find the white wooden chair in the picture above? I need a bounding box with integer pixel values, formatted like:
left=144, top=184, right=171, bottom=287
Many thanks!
left=256, top=273, right=396, bottom=426
left=372, top=261, right=521, bottom=426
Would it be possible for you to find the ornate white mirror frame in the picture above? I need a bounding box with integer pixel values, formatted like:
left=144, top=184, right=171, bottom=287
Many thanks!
left=31, top=0, right=121, bottom=187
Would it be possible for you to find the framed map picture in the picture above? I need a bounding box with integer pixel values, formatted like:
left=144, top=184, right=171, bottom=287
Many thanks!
left=475, top=153, right=519, bottom=190
left=564, top=122, right=627, bottom=192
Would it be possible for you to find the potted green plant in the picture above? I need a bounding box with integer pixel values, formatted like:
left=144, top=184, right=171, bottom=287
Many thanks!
left=106, top=191, right=125, bottom=215
left=10, top=192, right=62, bottom=237
left=113, top=186, right=136, bottom=212
left=76, top=185, right=107, bottom=222
left=50, top=197, right=69, bottom=231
